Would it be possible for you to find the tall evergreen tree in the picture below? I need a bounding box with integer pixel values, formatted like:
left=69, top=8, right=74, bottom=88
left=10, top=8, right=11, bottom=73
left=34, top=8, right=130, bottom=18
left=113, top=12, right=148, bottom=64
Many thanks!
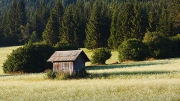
left=131, top=0, right=144, bottom=39
left=108, top=6, right=124, bottom=49
left=31, top=2, right=50, bottom=41
left=121, top=1, right=135, bottom=40
left=72, top=0, right=86, bottom=47
left=157, top=1, right=172, bottom=37
left=17, top=0, right=27, bottom=26
left=85, top=1, right=110, bottom=49
left=3, top=1, right=19, bottom=45
left=147, top=5, right=158, bottom=32
left=84, top=1, right=100, bottom=49
left=42, top=15, right=59, bottom=45
left=60, top=4, right=78, bottom=45
left=43, top=1, right=64, bottom=45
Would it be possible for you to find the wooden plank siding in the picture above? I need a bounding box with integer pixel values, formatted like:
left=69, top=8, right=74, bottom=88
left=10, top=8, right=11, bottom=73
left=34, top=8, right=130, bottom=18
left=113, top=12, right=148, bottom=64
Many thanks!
left=53, top=62, right=73, bottom=74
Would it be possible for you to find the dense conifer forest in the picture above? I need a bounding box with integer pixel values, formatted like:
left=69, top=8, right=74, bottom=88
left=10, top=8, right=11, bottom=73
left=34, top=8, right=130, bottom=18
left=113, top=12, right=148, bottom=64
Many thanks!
left=0, top=0, right=180, bottom=49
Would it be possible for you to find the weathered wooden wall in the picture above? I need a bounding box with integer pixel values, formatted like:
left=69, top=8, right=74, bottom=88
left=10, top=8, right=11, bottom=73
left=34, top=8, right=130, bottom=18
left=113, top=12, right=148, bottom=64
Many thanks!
left=53, top=62, right=73, bottom=74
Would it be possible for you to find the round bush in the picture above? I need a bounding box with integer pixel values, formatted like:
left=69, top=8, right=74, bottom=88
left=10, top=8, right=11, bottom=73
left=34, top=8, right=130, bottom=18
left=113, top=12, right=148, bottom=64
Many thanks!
left=3, top=43, right=55, bottom=73
left=143, top=32, right=174, bottom=59
left=91, top=48, right=112, bottom=64
left=118, top=38, right=150, bottom=62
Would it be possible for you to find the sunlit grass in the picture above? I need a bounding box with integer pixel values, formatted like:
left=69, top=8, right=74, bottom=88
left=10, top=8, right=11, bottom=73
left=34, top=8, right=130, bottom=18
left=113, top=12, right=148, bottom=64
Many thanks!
left=0, top=77, right=180, bottom=101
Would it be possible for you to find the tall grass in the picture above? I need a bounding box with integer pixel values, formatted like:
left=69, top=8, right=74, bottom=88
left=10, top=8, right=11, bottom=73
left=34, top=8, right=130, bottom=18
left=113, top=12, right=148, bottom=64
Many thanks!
left=0, top=77, right=180, bottom=101
left=0, top=46, right=180, bottom=100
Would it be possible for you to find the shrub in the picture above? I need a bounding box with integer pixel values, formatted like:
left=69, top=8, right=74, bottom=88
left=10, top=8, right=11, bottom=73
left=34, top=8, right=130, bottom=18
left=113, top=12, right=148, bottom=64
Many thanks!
left=45, top=69, right=88, bottom=80
left=45, top=69, right=56, bottom=79
left=143, top=32, right=174, bottom=59
left=55, top=71, right=70, bottom=80
left=3, top=43, right=55, bottom=73
left=55, top=42, right=78, bottom=50
left=118, top=38, right=150, bottom=62
left=170, top=34, right=180, bottom=57
left=91, top=48, right=112, bottom=64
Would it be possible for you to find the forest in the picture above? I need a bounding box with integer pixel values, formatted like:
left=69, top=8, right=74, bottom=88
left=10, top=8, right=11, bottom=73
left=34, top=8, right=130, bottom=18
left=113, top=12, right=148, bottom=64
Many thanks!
left=0, top=0, right=180, bottom=49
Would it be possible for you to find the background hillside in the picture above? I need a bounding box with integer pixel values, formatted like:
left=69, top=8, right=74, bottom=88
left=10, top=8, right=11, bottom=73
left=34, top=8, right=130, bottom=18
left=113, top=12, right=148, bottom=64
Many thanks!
left=0, top=0, right=77, bottom=15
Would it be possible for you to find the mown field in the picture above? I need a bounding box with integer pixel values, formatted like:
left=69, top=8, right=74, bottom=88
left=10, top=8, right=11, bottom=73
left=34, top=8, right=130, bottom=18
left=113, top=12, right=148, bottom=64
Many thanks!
left=0, top=46, right=180, bottom=101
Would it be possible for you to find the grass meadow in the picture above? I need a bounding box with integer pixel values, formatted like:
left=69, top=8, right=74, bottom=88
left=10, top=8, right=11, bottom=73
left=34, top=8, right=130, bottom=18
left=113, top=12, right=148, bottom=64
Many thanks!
left=0, top=46, right=180, bottom=101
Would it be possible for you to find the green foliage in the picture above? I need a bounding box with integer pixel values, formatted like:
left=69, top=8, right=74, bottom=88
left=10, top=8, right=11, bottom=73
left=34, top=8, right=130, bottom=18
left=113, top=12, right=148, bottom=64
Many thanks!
left=3, top=43, right=55, bottom=73
left=45, top=69, right=56, bottom=79
left=85, top=1, right=110, bottom=49
left=42, top=1, right=64, bottom=45
left=170, top=34, right=180, bottom=57
left=45, top=69, right=88, bottom=80
left=42, top=15, right=59, bottom=45
left=55, top=72, right=70, bottom=80
left=28, top=31, right=38, bottom=44
left=91, top=48, right=112, bottom=64
left=55, top=42, right=78, bottom=50
left=60, top=5, right=78, bottom=45
left=118, top=38, right=150, bottom=62
left=143, top=31, right=174, bottom=59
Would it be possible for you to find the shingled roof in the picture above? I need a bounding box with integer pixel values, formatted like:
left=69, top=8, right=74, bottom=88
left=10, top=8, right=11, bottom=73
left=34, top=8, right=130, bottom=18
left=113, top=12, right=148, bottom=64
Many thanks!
left=47, top=50, right=90, bottom=62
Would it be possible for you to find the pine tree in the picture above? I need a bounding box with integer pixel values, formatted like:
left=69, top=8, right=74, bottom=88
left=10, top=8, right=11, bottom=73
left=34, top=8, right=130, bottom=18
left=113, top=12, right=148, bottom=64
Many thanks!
left=131, top=0, right=143, bottom=39
left=3, top=1, right=19, bottom=45
left=85, top=1, right=110, bottom=49
left=108, top=6, right=124, bottom=49
left=60, top=4, right=78, bottom=45
left=72, top=0, right=86, bottom=47
left=84, top=1, right=100, bottom=49
left=31, top=2, right=50, bottom=41
left=42, top=1, right=64, bottom=45
left=157, top=1, right=171, bottom=37
left=147, top=5, right=157, bottom=32
left=17, top=0, right=27, bottom=26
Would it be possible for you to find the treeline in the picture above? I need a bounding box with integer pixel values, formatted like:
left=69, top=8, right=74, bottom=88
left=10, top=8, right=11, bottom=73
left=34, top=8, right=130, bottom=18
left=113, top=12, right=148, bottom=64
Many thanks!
left=0, top=0, right=180, bottom=49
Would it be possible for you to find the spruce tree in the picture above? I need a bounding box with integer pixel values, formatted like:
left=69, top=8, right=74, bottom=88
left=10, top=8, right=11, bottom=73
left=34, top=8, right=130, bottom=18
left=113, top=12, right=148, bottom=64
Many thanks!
left=17, top=0, right=27, bottom=26
left=43, top=1, right=64, bottom=45
left=31, top=3, right=50, bottom=41
left=121, top=1, right=134, bottom=40
left=85, top=1, right=110, bottom=49
left=72, top=0, right=86, bottom=47
left=84, top=1, right=100, bottom=49
left=60, top=4, right=78, bottom=45
left=157, top=1, right=172, bottom=37
left=3, top=1, right=19, bottom=45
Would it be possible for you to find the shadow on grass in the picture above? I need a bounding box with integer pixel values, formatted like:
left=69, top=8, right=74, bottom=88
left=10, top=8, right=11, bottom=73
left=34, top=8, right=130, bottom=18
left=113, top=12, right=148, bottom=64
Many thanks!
left=0, top=73, right=39, bottom=77
left=85, top=71, right=177, bottom=79
left=86, top=61, right=168, bottom=70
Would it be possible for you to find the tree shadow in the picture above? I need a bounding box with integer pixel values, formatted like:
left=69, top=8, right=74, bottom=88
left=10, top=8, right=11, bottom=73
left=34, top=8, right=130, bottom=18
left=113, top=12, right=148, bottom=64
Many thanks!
left=86, top=61, right=168, bottom=70
left=86, top=71, right=178, bottom=79
left=84, top=60, right=176, bottom=79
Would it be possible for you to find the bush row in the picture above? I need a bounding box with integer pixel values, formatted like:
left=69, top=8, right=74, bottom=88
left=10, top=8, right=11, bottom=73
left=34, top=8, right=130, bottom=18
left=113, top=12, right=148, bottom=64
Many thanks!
left=118, top=32, right=180, bottom=62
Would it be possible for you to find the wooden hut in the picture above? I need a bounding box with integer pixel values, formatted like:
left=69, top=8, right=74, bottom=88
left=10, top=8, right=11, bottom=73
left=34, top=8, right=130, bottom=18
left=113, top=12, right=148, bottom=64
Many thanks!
left=47, top=50, right=90, bottom=74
